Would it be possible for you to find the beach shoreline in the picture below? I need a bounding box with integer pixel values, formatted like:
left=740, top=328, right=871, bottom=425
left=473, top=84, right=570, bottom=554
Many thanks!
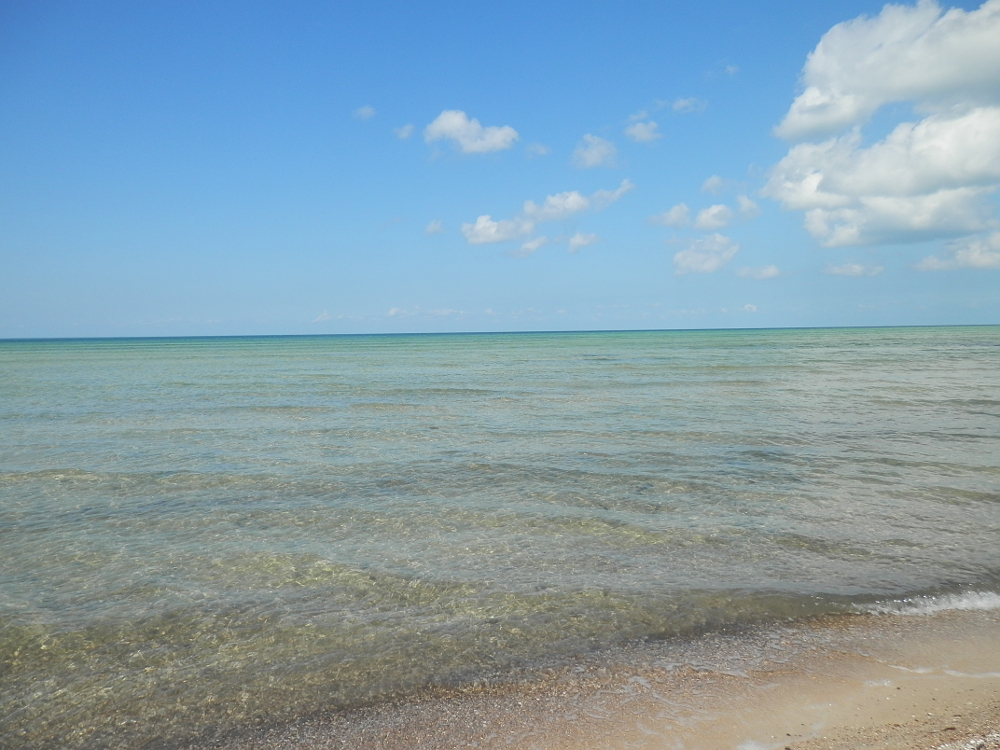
left=203, top=606, right=1000, bottom=750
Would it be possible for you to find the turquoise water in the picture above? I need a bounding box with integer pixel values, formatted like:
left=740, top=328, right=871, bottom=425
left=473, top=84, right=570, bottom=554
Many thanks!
left=1, top=327, right=999, bottom=749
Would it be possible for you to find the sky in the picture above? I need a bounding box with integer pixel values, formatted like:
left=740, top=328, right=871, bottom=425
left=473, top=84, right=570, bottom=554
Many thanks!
left=1, top=0, right=998, bottom=338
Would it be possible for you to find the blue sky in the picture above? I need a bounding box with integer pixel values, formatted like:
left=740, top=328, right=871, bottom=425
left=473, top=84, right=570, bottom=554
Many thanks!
left=1, top=0, right=998, bottom=337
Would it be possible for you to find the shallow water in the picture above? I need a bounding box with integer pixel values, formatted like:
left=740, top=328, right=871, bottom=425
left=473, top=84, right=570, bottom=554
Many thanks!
left=1, top=327, right=998, bottom=748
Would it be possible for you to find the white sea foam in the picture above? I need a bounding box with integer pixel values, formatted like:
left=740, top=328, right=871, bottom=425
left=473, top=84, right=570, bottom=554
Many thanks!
left=865, top=591, right=1000, bottom=616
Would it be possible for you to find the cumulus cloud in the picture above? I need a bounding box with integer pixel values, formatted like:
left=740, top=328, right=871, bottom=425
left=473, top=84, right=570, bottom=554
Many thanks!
left=353, top=105, right=376, bottom=120
left=694, top=204, right=734, bottom=230
left=673, top=234, right=740, bottom=274
left=568, top=232, right=599, bottom=252
left=737, top=265, right=780, bottom=279
left=624, top=121, right=662, bottom=142
left=461, top=180, right=634, bottom=246
left=424, top=110, right=519, bottom=154
left=425, top=220, right=443, bottom=235
left=825, top=262, right=884, bottom=276
left=765, top=109, right=1000, bottom=245
left=394, top=124, right=414, bottom=139
left=649, top=203, right=690, bottom=227
left=767, top=0, right=1000, bottom=247
left=916, top=231, right=1000, bottom=269
left=775, top=0, right=1000, bottom=140
left=572, top=134, right=617, bottom=168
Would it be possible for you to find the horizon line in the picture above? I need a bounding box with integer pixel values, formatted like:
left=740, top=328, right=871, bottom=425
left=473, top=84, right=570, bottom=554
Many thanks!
left=2, top=322, right=997, bottom=344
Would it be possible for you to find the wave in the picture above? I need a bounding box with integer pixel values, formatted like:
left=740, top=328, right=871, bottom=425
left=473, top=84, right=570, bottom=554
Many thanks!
left=863, top=590, right=1000, bottom=616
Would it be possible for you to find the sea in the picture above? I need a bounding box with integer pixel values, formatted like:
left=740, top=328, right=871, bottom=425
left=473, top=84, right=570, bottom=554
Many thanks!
left=1, top=326, right=999, bottom=749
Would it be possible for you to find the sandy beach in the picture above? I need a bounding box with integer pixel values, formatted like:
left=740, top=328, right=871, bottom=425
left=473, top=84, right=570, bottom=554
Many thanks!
left=205, top=606, right=1000, bottom=750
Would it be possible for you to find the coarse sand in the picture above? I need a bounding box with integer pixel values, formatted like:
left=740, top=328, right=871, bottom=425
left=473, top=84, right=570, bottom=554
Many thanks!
left=202, top=607, right=1000, bottom=750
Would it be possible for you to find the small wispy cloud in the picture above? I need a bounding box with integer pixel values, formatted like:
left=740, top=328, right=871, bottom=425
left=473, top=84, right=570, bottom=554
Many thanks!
left=462, top=180, right=634, bottom=248
left=673, top=234, right=739, bottom=274
left=825, top=263, right=884, bottom=277
left=701, top=175, right=730, bottom=195
left=312, top=310, right=332, bottom=322
left=514, top=236, right=548, bottom=257
left=572, top=134, right=617, bottom=168
left=387, top=306, right=466, bottom=318
left=694, top=204, right=734, bottom=231
left=394, top=124, right=414, bottom=139
left=737, top=265, right=780, bottom=279
left=672, top=97, right=707, bottom=113
left=567, top=232, right=599, bottom=252
left=737, top=195, right=760, bottom=218
left=425, top=220, right=443, bottom=235
left=353, top=105, right=376, bottom=120
left=624, top=121, right=662, bottom=143
left=526, top=143, right=551, bottom=157
left=648, top=203, right=690, bottom=227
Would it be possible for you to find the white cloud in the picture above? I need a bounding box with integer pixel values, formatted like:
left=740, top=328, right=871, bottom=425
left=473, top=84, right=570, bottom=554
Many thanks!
left=766, top=1, right=1000, bottom=247
left=387, top=306, right=466, bottom=318
left=425, top=220, right=443, bottom=235
left=649, top=203, right=690, bottom=227
left=701, top=175, right=729, bottom=194
left=394, top=124, right=414, bottom=139
left=825, top=262, right=884, bottom=276
left=737, top=265, right=780, bottom=279
left=526, top=143, right=551, bottom=156
left=567, top=232, right=599, bottom=252
left=312, top=310, right=331, bottom=322
left=428, top=308, right=465, bottom=317
left=765, top=109, right=1000, bottom=245
left=424, top=110, right=518, bottom=154
left=673, top=234, right=740, bottom=274
left=589, top=179, right=635, bottom=209
left=461, top=215, right=533, bottom=245
left=737, top=195, right=761, bottom=218
left=572, top=134, right=617, bottom=168
left=461, top=180, right=634, bottom=246
left=916, top=231, right=1000, bottom=269
left=673, top=98, right=707, bottom=113
left=694, top=204, right=734, bottom=230
left=353, top=105, right=376, bottom=120
left=725, top=65, right=739, bottom=76
left=775, top=0, right=1000, bottom=140
left=523, top=191, right=590, bottom=222
left=624, top=121, right=662, bottom=142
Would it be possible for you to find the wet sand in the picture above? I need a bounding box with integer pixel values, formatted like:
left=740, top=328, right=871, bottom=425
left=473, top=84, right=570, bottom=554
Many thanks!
left=204, top=607, right=1000, bottom=750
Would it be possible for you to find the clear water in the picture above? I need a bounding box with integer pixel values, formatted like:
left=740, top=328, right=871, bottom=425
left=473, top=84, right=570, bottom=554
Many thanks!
left=1, top=327, right=998, bottom=749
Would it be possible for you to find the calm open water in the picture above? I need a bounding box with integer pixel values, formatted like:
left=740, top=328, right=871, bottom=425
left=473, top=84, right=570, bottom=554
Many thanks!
left=1, top=327, right=999, bottom=749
